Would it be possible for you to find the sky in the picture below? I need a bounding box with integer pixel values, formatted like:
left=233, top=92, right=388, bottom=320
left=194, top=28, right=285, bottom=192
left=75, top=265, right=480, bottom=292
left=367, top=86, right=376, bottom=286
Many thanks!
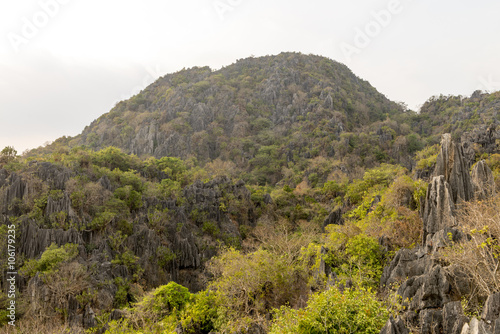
left=1, top=0, right=500, bottom=154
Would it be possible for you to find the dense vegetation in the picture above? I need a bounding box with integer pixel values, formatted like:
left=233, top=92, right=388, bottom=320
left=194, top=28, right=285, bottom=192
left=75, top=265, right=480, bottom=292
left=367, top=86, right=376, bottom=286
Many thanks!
left=2, top=53, right=500, bottom=333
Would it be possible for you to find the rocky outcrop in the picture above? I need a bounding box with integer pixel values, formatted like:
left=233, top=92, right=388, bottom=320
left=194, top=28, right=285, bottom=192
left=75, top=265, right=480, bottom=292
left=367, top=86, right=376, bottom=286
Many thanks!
left=482, top=293, right=500, bottom=327
left=462, top=125, right=500, bottom=164
left=433, top=133, right=473, bottom=203
left=19, top=219, right=82, bottom=259
left=323, top=206, right=344, bottom=230
left=379, top=133, right=497, bottom=334
left=5, top=164, right=256, bottom=331
left=379, top=316, right=410, bottom=334
left=421, top=175, right=456, bottom=249
left=35, top=161, right=73, bottom=190
left=471, top=160, right=496, bottom=200
left=443, top=301, right=468, bottom=334
left=0, top=172, right=27, bottom=215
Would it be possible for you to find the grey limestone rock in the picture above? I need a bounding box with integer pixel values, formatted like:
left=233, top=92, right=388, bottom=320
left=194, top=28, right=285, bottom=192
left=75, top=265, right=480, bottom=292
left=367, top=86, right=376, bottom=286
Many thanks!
left=482, top=293, right=500, bottom=324
left=433, top=133, right=473, bottom=203
left=421, top=175, right=456, bottom=249
left=443, top=301, right=469, bottom=334
left=471, top=160, right=496, bottom=200
left=379, top=316, right=410, bottom=334
left=419, top=308, right=443, bottom=334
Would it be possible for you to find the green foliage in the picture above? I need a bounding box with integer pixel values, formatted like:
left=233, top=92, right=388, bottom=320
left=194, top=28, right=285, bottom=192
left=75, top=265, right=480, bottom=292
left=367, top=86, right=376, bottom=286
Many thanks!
left=93, top=146, right=141, bottom=172
left=90, top=211, right=116, bottom=231
left=346, top=164, right=405, bottom=206
left=406, top=133, right=424, bottom=153
left=20, top=243, right=78, bottom=277
left=114, top=186, right=143, bottom=210
left=415, top=144, right=440, bottom=170
left=114, top=277, right=132, bottom=308
left=151, top=282, right=191, bottom=314
left=344, top=234, right=384, bottom=286
left=207, top=247, right=302, bottom=332
left=1, top=146, right=17, bottom=159
left=178, top=291, right=218, bottom=333
left=157, top=246, right=176, bottom=268
left=322, top=180, right=346, bottom=200
left=159, top=179, right=182, bottom=200
left=269, top=286, right=389, bottom=334
left=202, top=221, right=220, bottom=237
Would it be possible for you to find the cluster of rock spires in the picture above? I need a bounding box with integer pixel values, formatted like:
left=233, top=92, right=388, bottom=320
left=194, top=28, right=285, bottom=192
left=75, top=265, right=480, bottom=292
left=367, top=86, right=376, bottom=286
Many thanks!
left=379, top=134, right=499, bottom=334
left=0, top=161, right=252, bottom=331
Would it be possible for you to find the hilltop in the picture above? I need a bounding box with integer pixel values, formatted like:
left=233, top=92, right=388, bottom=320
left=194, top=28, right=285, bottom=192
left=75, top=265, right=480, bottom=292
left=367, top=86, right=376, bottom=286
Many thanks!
left=2, top=53, right=500, bottom=333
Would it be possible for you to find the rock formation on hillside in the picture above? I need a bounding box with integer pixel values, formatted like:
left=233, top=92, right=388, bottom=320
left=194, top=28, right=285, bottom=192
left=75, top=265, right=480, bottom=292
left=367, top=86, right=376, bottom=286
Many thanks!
left=0, top=162, right=254, bottom=329
left=380, top=134, right=499, bottom=334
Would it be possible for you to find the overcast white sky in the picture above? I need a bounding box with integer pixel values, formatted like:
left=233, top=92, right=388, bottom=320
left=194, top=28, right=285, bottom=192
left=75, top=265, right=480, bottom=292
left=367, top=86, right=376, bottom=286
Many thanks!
left=1, top=0, right=500, bottom=153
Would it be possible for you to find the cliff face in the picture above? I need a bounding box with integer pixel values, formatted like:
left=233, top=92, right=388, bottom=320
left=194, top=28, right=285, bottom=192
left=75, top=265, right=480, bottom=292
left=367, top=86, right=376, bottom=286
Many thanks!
left=0, top=160, right=255, bottom=329
left=380, top=134, right=500, bottom=334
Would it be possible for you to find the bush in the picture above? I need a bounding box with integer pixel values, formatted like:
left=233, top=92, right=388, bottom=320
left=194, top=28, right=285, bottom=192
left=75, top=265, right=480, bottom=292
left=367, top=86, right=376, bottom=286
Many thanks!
left=114, top=185, right=143, bottom=210
left=440, top=195, right=500, bottom=301
left=415, top=144, right=439, bottom=170
left=269, top=286, right=389, bottom=334
left=152, top=282, right=191, bottom=314
left=207, top=248, right=304, bottom=332
left=90, top=210, right=116, bottom=231
left=346, top=164, right=405, bottom=206
left=92, top=146, right=141, bottom=172
left=132, top=282, right=191, bottom=322
left=20, top=243, right=79, bottom=277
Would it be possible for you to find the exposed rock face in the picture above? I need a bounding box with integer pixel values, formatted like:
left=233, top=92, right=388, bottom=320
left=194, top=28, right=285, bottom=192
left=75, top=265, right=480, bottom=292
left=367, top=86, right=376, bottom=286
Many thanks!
left=19, top=220, right=82, bottom=259
left=379, top=133, right=498, bottom=334
left=0, top=172, right=27, bottom=215
left=443, top=301, right=468, bottom=334
left=462, top=125, right=500, bottom=165
left=36, top=161, right=73, bottom=190
left=434, top=133, right=473, bottom=203
left=482, top=293, right=500, bottom=324
left=0, top=163, right=255, bottom=331
left=471, top=160, right=496, bottom=200
left=379, top=316, right=410, bottom=334
left=421, top=175, right=456, bottom=248
left=323, top=206, right=344, bottom=230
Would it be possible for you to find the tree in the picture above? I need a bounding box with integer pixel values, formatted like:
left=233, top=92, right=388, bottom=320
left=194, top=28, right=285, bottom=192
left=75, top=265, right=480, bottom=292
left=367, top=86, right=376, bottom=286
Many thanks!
left=0, top=146, right=17, bottom=163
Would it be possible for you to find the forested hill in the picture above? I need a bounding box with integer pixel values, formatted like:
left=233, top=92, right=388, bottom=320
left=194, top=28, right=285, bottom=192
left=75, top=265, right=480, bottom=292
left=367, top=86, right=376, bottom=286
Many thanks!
left=77, top=52, right=402, bottom=160
left=33, top=52, right=421, bottom=184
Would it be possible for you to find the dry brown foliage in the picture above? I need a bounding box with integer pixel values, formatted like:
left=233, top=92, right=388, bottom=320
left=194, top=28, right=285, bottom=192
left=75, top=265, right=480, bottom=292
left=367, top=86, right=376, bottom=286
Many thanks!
left=440, top=195, right=500, bottom=298
left=24, top=262, right=91, bottom=327
left=246, top=216, right=321, bottom=266
left=0, top=319, right=82, bottom=334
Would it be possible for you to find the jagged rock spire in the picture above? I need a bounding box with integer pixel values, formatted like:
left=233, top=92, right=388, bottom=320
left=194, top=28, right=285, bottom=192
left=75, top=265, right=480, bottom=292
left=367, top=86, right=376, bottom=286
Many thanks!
left=471, top=160, right=496, bottom=200
left=433, top=133, right=473, bottom=203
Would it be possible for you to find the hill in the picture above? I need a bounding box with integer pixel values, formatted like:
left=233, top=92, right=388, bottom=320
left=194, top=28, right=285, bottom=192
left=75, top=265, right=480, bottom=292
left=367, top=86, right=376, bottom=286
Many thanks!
left=2, top=53, right=500, bottom=333
left=34, top=52, right=426, bottom=186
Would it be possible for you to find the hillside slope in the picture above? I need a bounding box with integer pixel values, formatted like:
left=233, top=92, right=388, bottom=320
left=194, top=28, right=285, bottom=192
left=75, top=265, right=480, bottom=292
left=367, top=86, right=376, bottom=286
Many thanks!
left=4, top=53, right=500, bottom=333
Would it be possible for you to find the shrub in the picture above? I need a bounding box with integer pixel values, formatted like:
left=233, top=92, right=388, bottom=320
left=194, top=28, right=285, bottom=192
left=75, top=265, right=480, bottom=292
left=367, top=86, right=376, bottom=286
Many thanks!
left=152, top=282, right=191, bottom=314
left=90, top=210, right=116, bottom=231
left=202, top=221, right=220, bottom=237
left=415, top=144, right=439, bottom=170
left=134, top=282, right=191, bottom=321
left=440, top=195, right=500, bottom=301
left=20, top=243, right=79, bottom=277
left=269, top=286, right=389, bottom=334
left=92, top=146, right=141, bottom=172
left=114, top=185, right=143, bottom=211
left=207, top=248, right=304, bottom=332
